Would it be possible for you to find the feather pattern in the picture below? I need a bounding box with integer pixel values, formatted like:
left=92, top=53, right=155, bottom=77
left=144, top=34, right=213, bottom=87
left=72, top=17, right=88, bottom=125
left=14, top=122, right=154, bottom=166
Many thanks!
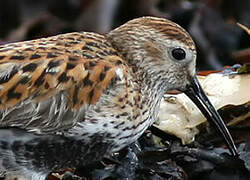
left=0, top=32, right=126, bottom=132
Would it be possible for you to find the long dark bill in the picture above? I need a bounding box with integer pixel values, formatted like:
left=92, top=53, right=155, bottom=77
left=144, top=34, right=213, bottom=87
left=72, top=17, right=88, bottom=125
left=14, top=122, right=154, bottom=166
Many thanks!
left=184, top=76, right=238, bottom=157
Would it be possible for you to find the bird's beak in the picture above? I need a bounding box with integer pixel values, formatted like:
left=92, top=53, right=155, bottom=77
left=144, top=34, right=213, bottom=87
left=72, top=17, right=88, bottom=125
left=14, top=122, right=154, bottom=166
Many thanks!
left=184, top=76, right=238, bottom=156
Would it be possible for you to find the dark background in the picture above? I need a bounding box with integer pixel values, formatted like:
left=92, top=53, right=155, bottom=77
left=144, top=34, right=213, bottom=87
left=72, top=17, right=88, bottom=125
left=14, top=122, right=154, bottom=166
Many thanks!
left=0, top=0, right=250, bottom=70
left=0, top=1, right=250, bottom=179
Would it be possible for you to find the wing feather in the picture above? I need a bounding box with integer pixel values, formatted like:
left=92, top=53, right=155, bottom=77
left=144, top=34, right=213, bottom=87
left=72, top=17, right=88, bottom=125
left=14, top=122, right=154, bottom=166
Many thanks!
left=0, top=32, right=125, bottom=132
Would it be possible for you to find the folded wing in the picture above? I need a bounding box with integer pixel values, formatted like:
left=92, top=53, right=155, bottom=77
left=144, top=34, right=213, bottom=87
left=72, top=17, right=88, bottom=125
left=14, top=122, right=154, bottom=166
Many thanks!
left=0, top=32, right=125, bottom=133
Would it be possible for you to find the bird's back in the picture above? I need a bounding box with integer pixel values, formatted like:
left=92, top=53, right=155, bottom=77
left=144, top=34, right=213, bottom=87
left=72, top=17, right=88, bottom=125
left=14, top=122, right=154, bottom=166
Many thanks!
left=0, top=32, right=126, bottom=133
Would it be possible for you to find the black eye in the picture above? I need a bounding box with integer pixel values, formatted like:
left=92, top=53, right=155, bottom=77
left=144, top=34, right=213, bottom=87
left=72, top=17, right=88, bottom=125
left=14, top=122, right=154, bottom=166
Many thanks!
left=171, top=48, right=186, bottom=60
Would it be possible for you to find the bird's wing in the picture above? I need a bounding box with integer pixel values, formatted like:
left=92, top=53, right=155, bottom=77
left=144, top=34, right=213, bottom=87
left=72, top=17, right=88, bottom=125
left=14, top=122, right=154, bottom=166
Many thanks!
left=0, top=32, right=125, bottom=133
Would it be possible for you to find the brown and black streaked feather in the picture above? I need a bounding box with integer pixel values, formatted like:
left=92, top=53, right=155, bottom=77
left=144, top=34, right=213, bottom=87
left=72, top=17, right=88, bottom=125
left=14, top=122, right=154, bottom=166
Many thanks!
left=0, top=32, right=125, bottom=131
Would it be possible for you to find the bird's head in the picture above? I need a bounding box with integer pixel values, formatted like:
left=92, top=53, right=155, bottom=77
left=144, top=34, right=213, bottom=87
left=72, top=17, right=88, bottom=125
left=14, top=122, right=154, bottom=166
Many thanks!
left=107, top=16, right=196, bottom=91
left=107, top=16, right=238, bottom=156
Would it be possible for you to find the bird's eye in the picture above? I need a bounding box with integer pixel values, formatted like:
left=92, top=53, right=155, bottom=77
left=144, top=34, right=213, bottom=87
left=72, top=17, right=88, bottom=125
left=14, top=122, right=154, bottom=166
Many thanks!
left=171, top=48, right=186, bottom=60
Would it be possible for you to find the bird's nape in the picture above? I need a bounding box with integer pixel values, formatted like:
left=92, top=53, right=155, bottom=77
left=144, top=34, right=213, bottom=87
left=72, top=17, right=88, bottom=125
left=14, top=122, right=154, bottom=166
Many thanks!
left=184, top=76, right=238, bottom=157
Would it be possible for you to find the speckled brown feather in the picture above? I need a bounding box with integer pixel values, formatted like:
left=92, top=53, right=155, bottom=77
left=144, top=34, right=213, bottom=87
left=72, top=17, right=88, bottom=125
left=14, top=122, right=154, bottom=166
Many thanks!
left=128, top=17, right=196, bottom=51
left=0, top=32, right=125, bottom=109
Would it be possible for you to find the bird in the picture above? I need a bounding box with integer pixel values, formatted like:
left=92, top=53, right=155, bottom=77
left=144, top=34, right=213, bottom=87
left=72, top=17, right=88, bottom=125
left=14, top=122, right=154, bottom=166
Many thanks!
left=0, top=16, right=237, bottom=179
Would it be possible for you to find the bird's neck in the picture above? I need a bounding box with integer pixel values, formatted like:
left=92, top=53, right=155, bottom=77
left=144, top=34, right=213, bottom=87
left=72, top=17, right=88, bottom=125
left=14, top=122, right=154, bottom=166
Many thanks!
left=129, top=65, right=166, bottom=126
left=107, top=31, right=167, bottom=122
